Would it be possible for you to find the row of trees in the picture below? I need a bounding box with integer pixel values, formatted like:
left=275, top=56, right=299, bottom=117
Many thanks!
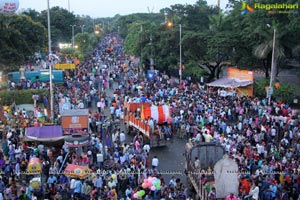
left=1, top=0, right=300, bottom=84
left=118, top=0, right=300, bottom=82
left=0, top=7, right=120, bottom=72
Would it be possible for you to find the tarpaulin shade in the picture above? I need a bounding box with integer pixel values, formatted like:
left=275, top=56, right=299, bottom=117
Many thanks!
left=64, top=135, right=90, bottom=147
left=64, top=164, right=91, bottom=179
left=25, top=126, right=64, bottom=142
left=206, top=77, right=253, bottom=88
left=27, top=158, right=42, bottom=174
left=141, top=105, right=170, bottom=124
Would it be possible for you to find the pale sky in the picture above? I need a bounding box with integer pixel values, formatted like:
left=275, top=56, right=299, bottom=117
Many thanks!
left=19, top=0, right=228, bottom=18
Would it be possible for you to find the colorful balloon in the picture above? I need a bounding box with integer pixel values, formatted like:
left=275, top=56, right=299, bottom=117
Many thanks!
left=0, top=0, right=19, bottom=14
left=142, top=183, right=148, bottom=189
left=111, top=174, right=116, bottom=179
left=147, top=182, right=152, bottom=188
left=133, top=193, right=138, bottom=199
left=157, top=179, right=161, bottom=186
left=137, top=192, right=142, bottom=198
left=151, top=185, right=156, bottom=191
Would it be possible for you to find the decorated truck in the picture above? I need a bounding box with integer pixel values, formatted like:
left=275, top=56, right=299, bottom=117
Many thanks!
left=123, top=102, right=171, bottom=147
left=185, top=142, right=239, bottom=200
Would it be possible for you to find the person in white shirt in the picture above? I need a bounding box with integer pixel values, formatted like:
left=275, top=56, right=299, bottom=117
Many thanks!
left=194, top=133, right=202, bottom=142
left=110, top=105, right=115, bottom=118
left=245, top=182, right=259, bottom=200
left=70, top=178, right=76, bottom=197
left=6, top=130, right=12, bottom=139
left=115, top=108, right=122, bottom=119
left=151, top=156, right=159, bottom=168
left=143, top=144, right=150, bottom=153
left=119, top=132, right=125, bottom=144
left=194, top=157, right=200, bottom=168
left=112, top=132, right=117, bottom=144
left=97, top=101, right=101, bottom=113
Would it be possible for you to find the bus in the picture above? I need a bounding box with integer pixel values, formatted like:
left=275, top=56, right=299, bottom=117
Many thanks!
left=7, top=70, right=64, bottom=83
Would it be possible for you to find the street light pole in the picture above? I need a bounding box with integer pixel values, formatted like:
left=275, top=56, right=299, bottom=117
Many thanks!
left=47, top=0, right=54, bottom=123
left=68, top=0, right=70, bottom=12
left=268, top=28, right=276, bottom=106
left=80, top=25, right=85, bottom=33
left=179, top=24, right=182, bottom=84
left=70, top=25, right=76, bottom=48
left=139, top=24, right=143, bottom=78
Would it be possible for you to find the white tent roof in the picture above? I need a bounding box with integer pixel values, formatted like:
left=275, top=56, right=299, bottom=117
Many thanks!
left=206, top=77, right=253, bottom=88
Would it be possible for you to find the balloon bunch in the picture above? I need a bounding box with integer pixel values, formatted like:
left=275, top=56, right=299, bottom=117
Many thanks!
left=133, top=190, right=146, bottom=199
left=132, top=177, right=161, bottom=199
left=142, top=176, right=161, bottom=191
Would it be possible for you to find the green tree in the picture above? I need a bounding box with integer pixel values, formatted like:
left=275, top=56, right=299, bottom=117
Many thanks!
left=38, top=7, right=77, bottom=49
left=0, top=14, right=46, bottom=72
left=74, top=32, right=98, bottom=61
left=253, top=24, right=286, bottom=78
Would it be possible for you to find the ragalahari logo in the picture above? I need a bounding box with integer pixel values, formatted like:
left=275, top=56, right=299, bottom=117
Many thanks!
left=241, top=2, right=255, bottom=14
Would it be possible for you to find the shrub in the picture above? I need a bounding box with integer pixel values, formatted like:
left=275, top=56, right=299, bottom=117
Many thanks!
left=254, top=79, right=299, bottom=104
left=0, top=89, right=49, bottom=105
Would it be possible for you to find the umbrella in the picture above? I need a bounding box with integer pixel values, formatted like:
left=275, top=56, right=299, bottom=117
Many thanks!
left=64, top=164, right=91, bottom=179
left=27, top=158, right=42, bottom=174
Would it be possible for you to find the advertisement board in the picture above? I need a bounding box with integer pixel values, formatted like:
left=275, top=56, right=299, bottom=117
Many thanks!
left=61, top=109, right=89, bottom=135
left=228, top=67, right=254, bottom=96
left=54, top=63, right=76, bottom=70
left=228, top=67, right=254, bottom=81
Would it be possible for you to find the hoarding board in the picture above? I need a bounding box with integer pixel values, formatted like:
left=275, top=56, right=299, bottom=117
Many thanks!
left=61, top=109, right=89, bottom=135
left=228, top=67, right=254, bottom=81
left=54, top=64, right=75, bottom=70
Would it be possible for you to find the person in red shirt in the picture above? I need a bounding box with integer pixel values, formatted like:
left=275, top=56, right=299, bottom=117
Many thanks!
left=239, top=177, right=251, bottom=195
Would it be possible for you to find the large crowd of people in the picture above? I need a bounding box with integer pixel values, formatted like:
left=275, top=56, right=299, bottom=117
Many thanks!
left=1, top=32, right=300, bottom=200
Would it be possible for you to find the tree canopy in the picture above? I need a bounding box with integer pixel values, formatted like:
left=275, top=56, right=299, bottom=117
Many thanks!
left=120, top=0, right=300, bottom=81
left=0, top=14, right=46, bottom=71
left=1, top=0, right=300, bottom=82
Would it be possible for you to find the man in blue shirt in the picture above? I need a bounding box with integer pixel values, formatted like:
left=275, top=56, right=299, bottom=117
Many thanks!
left=74, top=179, right=82, bottom=198
left=269, top=182, right=277, bottom=199
left=47, top=174, right=57, bottom=188
left=262, top=188, right=272, bottom=200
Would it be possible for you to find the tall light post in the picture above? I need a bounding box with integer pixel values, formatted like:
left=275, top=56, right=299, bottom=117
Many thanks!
left=179, top=24, right=182, bottom=84
left=47, top=0, right=54, bottom=123
left=267, top=24, right=276, bottom=106
left=167, top=22, right=182, bottom=83
left=68, top=0, right=70, bottom=12
left=70, top=25, right=76, bottom=48
left=80, top=25, right=85, bottom=33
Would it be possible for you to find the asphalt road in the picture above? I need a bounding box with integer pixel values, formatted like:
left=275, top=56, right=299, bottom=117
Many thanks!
left=100, top=82, right=188, bottom=186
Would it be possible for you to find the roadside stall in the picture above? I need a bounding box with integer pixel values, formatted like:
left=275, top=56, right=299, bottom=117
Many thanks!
left=24, top=125, right=65, bottom=144
left=64, top=135, right=90, bottom=161
left=206, top=67, right=254, bottom=97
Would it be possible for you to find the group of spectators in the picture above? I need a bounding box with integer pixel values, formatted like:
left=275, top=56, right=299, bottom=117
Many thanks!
left=1, top=31, right=300, bottom=200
